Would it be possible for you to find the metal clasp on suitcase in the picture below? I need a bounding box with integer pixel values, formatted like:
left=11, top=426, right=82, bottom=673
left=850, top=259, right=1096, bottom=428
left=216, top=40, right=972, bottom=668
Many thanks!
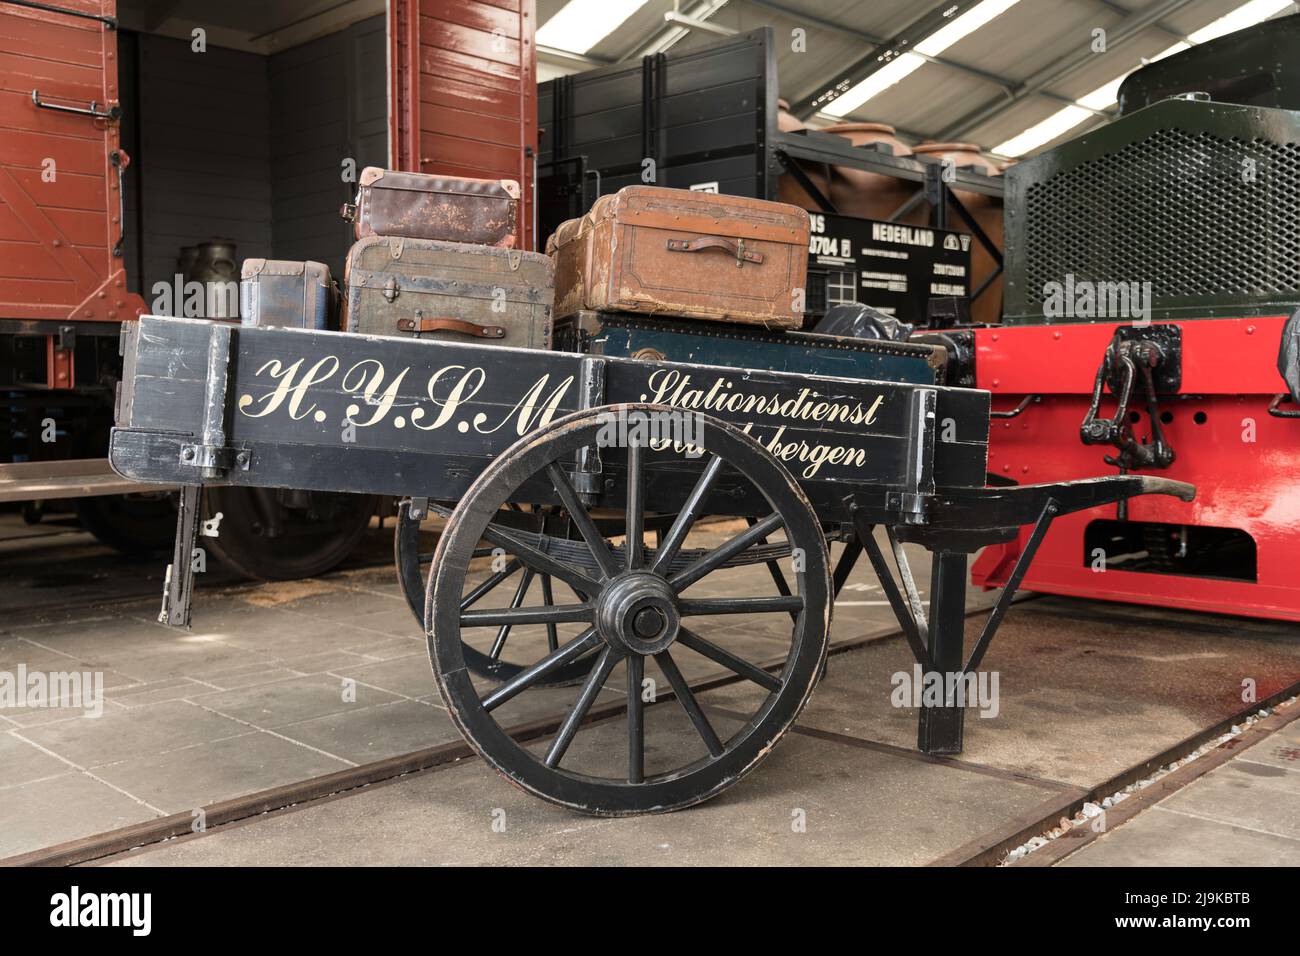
left=665, top=235, right=764, bottom=267
left=396, top=313, right=505, bottom=338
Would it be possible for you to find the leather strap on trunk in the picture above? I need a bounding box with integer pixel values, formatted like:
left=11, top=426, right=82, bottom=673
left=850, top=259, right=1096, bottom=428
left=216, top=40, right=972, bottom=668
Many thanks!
left=396, top=316, right=506, bottom=338
left=666, top=236, right=764, bottom=265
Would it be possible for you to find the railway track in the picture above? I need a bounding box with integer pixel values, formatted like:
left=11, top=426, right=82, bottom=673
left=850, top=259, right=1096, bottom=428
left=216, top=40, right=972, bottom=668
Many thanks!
left=6, top=594, right=1296, bottom=869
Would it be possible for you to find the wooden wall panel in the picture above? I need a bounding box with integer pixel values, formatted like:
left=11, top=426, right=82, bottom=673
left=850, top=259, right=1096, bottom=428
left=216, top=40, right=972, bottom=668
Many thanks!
left=392, top=0, right=536, bottom=249
left=0, top=0, right=143, bottom=322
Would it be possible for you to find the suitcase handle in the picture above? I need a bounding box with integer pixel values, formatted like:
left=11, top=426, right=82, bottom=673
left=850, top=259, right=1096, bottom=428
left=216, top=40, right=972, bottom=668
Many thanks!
left=395, top=317, right=506, bottom=339
left=665, top=236, right=764, bottom=266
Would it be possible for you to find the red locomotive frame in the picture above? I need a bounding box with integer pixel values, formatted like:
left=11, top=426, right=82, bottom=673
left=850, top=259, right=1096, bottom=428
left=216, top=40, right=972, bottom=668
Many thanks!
left=970, top=314, right=1300, bottom=621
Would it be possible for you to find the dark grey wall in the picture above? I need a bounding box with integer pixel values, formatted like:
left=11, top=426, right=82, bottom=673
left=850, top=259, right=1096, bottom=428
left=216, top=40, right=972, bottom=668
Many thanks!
left=126, top=16, right=387, bottom=303
left=133, top=34, right=273, bottom=299
left=269, top=15, right=388, bottom=279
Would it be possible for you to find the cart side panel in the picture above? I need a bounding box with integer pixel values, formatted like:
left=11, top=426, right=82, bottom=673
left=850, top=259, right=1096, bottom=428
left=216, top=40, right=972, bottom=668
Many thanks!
left=111, top=316, right=990, bottom=508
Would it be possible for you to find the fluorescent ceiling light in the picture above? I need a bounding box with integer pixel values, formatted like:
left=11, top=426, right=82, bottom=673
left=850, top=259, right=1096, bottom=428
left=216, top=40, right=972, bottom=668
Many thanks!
left=915, top=0, right=1022, bottom=56
left=1186, top=0, right=1293, bottom=44
left=536, top=0, right=651, bottom=54
left=823, top=0, right=1022, bottom=117
left=992, top=105, right=1092, bottom=157
left=823, top=53, right=927, bottom=117
left=993, top=0, right=1293, bottom=157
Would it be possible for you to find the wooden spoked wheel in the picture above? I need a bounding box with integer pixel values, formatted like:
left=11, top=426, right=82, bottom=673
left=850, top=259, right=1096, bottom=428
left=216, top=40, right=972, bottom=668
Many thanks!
left=426, top=403, right=830, bottom=815
left=396, top=501, right=593, bottom=685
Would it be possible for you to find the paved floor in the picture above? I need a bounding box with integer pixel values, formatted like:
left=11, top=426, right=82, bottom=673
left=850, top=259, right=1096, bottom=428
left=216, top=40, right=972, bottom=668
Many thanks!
left=4, top=512, right=1299, bottom=866
left=0, top=514, right=987, bottom=859
left=97, top=603, right=1300, bottom=867
left=1061, top=713, right=1300, bottom=866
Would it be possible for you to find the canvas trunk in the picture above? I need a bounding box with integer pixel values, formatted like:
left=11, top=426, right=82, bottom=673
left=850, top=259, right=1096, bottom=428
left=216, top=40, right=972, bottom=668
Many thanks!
left=342, top=236, right=554, bottom=349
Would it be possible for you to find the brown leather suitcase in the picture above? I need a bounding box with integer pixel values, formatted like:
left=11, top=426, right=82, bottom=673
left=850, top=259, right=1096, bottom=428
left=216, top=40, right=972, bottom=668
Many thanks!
left=342, top=236, right=553, bottom=349
left=341, top=167, right=520, bottom=247
left=547, top=186, right=810, bottom=328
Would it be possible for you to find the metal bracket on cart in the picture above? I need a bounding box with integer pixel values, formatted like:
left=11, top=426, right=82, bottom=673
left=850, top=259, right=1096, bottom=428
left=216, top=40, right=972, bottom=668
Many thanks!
left=845, top=474, right=1195, bottom=754
left=573, top=356, right=607, bottom=501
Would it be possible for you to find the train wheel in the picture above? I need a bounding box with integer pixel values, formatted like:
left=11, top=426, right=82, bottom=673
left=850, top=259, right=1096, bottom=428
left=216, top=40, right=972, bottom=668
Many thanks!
left=74, top=492, right=177, bottom=553
left=427, top=404, right=829, bottom=815
left=204, top=487, right=376, bottom=581
left=395, top=500, right=593, bottom=685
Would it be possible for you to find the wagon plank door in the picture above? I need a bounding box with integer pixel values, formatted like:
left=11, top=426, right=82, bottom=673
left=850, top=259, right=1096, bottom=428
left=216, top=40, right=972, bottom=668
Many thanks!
left=0, top=0, right=145, bottom=323
left=390, top=0, right=537, bottom=249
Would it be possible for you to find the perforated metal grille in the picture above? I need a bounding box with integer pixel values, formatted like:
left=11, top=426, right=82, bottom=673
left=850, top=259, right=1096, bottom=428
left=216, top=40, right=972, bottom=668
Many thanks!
left=1022, top=128, right=1300, bottom=312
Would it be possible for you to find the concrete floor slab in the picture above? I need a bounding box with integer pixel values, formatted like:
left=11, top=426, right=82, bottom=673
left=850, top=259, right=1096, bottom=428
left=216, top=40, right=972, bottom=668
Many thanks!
left=1234, top=720, right=1300, bottom=772
left=1060, top=805, right=1300, bottom=866
left=191, top=674, right=403, bottom=728
left=1156, top=760, right=1300, bottom=840
left=0, top=771, right=155, bottom=858
left=0, top=732, right=72, bottom=788
left=91, top=731, right=352, bottom=814
left=17, top=699, right=248, bottom=769
left=271, top=699, right=460, bottom=765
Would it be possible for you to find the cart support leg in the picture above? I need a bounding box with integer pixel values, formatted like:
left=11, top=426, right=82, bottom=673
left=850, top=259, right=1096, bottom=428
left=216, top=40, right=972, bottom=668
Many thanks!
left=918, top=550, right=968, bottom=754
left=159, top=484, right=201, bottom=629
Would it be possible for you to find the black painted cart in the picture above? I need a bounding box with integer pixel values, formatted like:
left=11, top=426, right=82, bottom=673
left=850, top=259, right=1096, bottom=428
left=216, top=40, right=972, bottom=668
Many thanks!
left=110, top=315, right=1192, bottom=815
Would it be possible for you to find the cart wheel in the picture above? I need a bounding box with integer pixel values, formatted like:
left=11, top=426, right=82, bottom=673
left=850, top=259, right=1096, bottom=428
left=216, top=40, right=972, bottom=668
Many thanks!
left=395, top=501, right=592, bottom=685
left=427, top=404, right=830, bottom=815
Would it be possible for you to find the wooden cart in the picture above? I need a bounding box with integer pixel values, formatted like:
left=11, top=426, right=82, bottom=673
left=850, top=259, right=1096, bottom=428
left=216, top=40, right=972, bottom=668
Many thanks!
left=109, top=315, right=1192, bottom=815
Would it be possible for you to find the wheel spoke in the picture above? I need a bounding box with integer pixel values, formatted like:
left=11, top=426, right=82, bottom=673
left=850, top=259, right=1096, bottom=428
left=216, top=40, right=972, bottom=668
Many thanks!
left=461, top=602, right=593, bottom=627
left=544, top=462, right=620, bottom=579
left=480, top=521, right=602, bottom=598
left=656, top=649, right=724, bottom=757
left=481, top=628, right=602, bottom=712
left=539, top=574, right=559, bottom=651
left=747, top=516, right=799, bottom=623
left=678, top=596, right=805, bottom=616
left=677, top=627, right=783, bottom=692
left=544, top=648, right=619, bottom=768
left=627, top=655, right=645, bottom=783
left=625, top=439, right=645, bottom=571
left=489, top=569, right=533, bottom=659
left=669, top=512, right=783, bottom=592
left=650, top=454, right=723, bottom=574
left=459, top=560, right=520, bottom=612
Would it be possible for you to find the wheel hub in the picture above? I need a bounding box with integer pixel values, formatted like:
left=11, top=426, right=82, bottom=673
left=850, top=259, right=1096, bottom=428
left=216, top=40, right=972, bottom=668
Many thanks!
left=594, top=571, right=680, bottom=656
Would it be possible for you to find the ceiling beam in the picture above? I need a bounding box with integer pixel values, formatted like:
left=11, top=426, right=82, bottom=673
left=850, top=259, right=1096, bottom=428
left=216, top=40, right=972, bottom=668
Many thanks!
left=934, top=0, right=1194, bottom=141
left=1092, top=0, right=1189, bottom=43
left=745, top=0, right=1025, bottom=101
left=622, top=0, right=733, bottom=60
left=538, top=45, right=609, bottom=68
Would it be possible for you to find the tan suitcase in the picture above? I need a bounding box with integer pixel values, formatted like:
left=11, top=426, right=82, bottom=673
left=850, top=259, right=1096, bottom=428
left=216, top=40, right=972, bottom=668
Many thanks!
left=547, top=186, right=810, bottom=328
left=342, top=236, right=553, bottom=349
left=341, top=167, right=520, bottom=248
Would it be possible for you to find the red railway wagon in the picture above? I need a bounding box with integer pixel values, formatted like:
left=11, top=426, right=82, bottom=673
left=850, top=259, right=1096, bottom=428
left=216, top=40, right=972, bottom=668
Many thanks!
left=0, top=0, right=537, bottom=572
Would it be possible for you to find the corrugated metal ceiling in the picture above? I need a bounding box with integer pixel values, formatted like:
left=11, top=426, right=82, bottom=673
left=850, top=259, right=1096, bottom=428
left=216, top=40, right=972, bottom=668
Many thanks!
left=536, top=0, right=1293, bottom=157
